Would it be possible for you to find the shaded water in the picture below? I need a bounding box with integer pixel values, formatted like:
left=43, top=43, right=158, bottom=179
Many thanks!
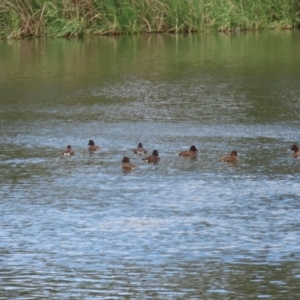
left=1, top=31, right=300, bottom=299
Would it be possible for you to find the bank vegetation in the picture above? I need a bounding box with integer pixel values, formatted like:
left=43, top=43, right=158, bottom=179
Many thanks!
left=0, top=0, right=299, bottom=39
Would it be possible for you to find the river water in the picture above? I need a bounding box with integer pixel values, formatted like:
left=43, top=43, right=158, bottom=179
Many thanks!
left=1, top=31, right=300, bottom=299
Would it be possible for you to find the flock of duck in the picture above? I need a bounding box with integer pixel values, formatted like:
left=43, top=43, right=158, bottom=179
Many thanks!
left=62, top=140, right=300, bottom=170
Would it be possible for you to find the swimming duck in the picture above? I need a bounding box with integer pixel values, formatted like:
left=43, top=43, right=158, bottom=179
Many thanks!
left=62, top=145, right=75, bottom=156
left=88, top=140, right=100, bottom=152
left=143, top=150, right=160, bottom=163
left=220, top=150, right=239, bottom=162
left=122, top=157, right=137, bottom=170
left=133, top=143, right=147, bottom=155
left=179, top=145, right=198, bottom=157
left=291, top=145, right=300, bottom=157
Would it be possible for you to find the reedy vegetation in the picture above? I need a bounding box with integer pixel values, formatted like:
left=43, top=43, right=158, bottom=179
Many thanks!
left=0, top=0, right=299, bottom=39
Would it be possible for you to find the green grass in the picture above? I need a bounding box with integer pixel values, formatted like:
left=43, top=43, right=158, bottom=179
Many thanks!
left=0, top=0, right=299, bottom=39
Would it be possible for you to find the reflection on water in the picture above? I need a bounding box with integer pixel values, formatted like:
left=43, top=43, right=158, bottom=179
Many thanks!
left=1, top=31, right=300, bottom=299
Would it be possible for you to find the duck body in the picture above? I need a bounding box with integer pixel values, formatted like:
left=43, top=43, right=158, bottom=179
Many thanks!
left=133, top=143, right=147, bottom=155
left=179, top=145, right=198, bottom=157
left=291, top=145, right=300, bottom=157
left=88, top=140, right=100, bottom=152
left=220, top=151, right=238, bottom=162
left=143, top=150, right=160, bottom=163
left=122, top=157, right=137, bottom=170
left=62, top=145, right=75, bottom=156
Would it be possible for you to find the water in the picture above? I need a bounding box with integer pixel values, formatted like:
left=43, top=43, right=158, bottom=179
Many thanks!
left=1, top=31, right=300, bottom=299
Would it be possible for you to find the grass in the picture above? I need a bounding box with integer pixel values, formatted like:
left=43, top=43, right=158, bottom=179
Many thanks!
left=0, top=0, right=299, bottom=39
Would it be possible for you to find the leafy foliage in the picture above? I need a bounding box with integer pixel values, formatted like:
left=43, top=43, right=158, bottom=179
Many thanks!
left=0, top=0, right=298, bottom=39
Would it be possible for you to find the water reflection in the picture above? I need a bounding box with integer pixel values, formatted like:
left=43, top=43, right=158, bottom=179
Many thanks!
left=1, top=31, right=300, bottom=299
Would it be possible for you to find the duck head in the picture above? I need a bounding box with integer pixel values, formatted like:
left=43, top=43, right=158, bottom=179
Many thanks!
left=230, top=151, right=238, bottom=157
left=189, top=145, right=197, bottom=152
left=122, top=157, right=130, bottom=163
left=291, top=145, right=299, bottom=152
left=152, top=150, right=159, bottom=156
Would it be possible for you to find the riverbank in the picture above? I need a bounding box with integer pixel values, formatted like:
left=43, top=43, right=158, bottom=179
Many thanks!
left=0, top=0, right=299, bottom=39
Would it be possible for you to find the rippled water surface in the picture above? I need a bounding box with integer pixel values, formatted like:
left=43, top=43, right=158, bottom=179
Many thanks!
left=1, top=32, right=300, bottom=299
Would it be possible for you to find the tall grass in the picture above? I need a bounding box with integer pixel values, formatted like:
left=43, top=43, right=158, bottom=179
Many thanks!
left=0, top=0, right=299, bottom=39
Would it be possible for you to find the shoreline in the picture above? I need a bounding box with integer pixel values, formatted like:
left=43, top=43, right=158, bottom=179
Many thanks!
left=1, top=0, right=299, bottom=40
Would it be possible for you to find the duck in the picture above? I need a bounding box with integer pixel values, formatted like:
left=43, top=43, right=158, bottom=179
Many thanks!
left=88, top=140, right=100, bottom=152
left=122, top=157, right=137, bottom=170
left=291, top=145, right=300, bottom=157
left=143, top=150, right=160, bottom=163
left=133, top=143, right=147, bottom=155
left=62, top=145, right=75, bottom=156
left=220, top=150, right=239, bottom=162
left=179, top=145, right=198, bottom=157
